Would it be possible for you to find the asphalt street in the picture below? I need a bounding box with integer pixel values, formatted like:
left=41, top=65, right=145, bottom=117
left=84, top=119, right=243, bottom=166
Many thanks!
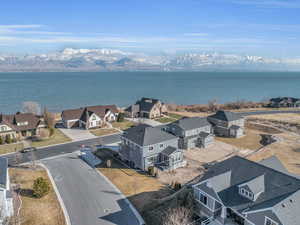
left=5, top=133, right=121, bottom=165
left=43, top=154, right=142, bottom=225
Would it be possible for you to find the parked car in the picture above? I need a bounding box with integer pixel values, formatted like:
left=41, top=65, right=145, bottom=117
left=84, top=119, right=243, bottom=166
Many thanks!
left=20, top=147, right=37, bottom=153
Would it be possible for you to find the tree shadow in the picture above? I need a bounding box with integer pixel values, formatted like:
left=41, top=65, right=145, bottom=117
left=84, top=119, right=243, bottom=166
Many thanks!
left=19, top=188, right=35, bottom=198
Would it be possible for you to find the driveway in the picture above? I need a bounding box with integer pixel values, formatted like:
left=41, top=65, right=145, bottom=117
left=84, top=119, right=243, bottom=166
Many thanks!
left=126, top=117, right=162, bottom=127
left=59, top=128, right=96, bottom=141
left=42, top=154, right=143, bottom=225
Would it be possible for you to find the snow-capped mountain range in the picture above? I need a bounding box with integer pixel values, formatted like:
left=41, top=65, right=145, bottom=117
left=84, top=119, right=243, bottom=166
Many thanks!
left=0, top=48, right=300, bottom=72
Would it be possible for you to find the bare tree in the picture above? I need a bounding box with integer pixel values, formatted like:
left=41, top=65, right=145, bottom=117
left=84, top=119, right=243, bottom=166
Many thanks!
left=208, top=99, right=219, bottom=112
left=43, top=108, right=56, bottom=129
left=22, top=101, right=41, bottom=115
left=163, top=207, right=192, bottom=225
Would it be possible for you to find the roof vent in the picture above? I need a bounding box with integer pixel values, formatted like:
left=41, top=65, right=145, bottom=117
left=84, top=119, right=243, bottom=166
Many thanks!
left=282, top=204, right=286, bottom=208
left=206, top=181, right=212, bottom=188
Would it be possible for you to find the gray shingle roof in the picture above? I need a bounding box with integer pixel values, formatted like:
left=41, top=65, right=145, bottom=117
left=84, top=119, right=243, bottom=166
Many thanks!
left=0, top=157, right=8, bottom=189
left=209, top=110, right=243, bottom=122
left=171, top=117, right=210, bottom=131
left=138, top=97, right=160, bottom=112
left=196, top=156, right=300, bottom=218
left=161, top=146, right=179, bottom=156
left=123, top=124, right=177, bottom=146
left=259, top=156, right=300, bottom=180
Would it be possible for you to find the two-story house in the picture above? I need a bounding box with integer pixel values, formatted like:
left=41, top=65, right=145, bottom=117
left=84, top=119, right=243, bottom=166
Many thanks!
left=164, top=117, right=214, bottom=149
left=0, top=113, right=46, bottom=140
left=125, top=97, right=167, bottom=119
left=192, top=156, right=300, bottom=225
left=0, top=157, right=13, bottom=223
left=208, top=110, right=244, bottom=138
left=119, top=124, right=186, bottom=171
left=61, top=105, right=118, bottom=129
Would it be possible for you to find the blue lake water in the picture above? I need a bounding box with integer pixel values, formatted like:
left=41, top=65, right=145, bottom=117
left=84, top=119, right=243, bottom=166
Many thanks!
left=0, top=71, right=299, bottom=113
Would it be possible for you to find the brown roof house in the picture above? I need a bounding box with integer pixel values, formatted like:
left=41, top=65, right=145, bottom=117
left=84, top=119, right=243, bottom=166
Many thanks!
left=0, top=112, right=46, bottom=140
left=61, top=105, right=118, bottom=129
left=125, top=97, right=167, bottom=119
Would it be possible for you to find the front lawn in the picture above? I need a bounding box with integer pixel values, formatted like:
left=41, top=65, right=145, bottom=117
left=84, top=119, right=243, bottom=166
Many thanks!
left=155, top=116, right=177, bottom=124
left=9, top=167, right=66, bottom=225
left=95, top=149, right=172, bottom=213
left=0, top=142, right=24, bottom=155
left=111, top=120, right=136, bottom=130
left=89, top=128, right=119, bottom=136
left=167, top=113, right=183, bottom=120
left=31, top=129, right=71, bottom=148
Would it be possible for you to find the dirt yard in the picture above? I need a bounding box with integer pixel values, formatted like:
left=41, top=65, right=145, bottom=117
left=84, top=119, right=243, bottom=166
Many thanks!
left=95, top=149, right=172, bottom=213
left=9, top=167, right=66, bottom=225
left=216, top=128, right=265, bottom=150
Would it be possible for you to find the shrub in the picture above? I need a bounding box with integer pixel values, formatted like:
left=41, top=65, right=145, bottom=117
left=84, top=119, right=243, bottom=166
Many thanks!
left=148, top=166, right=157, bottom=176
left=5, top=135, right=12, bottom=144
left=33, top=177, right=50, bottom=198
left=49, top=127, right=55, bottom=137
left=173, top=181, right=182, bottom=191
left=117, top=113, right=125, bottom=122
left=0, top=136, right=3, bottom=145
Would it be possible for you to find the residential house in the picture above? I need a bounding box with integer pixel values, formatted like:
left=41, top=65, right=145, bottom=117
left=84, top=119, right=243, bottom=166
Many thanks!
left=125, top=97, right=167, bottom=119
left=208, top=110, right=244, bottom=138
left=0, top=157, right=13, bottom=222
left=192, top=155, right=300, bottom=225
left=268, top=97, right=300, bottom=108
left=119, top=124, right=186, bottom=171
left=163, top=117, right=214, bottom=149
left=61, top=105, right=118, bottom=129
left=0, top=113, right=46, bottom=140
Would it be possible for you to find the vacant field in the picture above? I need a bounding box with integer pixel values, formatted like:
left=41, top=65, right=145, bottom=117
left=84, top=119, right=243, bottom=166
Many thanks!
left=111, top=120, right=135, bottom=130
left=248, top=131, right=300, bottom=175
left=216, top=128, right=264, bottom=150
left=31, top=129, right=71, bottom=148
left=155, top=116, right=177, bottom=124
left=9, top=167, right=66, bottom=225
left=233, top=107, right=300, bottom=112
left=95, top=149, right=172, bottom=213
left=0, top=142, right=24, bottom=155
left=248, top=113, right=300, bottom=125
left=167, top=111, right=209, bottom=118
left=89, top=128, right=119, bottom=136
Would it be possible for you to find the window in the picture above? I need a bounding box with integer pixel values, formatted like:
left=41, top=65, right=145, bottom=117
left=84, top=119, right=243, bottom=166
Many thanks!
left=265, top=217, right=278, bottom=225
left=200, top=193, right=208, bottom=205
left=17, top=121, right=28, bottom=126
left=239, top=187, right=253, bottom=200
left=149, top=146, right=153, bottom=151
left=91, top=115, right=97, bottom=120
left=0, top=126, right=7, bottom=131
left=159, top=144, right=164, bottom=148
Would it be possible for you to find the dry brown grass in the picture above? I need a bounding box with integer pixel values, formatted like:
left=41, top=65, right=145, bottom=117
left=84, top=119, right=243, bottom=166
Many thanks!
left=248, top=113, right=300, bottom=125
left=31, top=129, right=71, bottom=148
left=216, top=128, right=264, bottom=150
left=167, top=111, right=209, bottom=118
left=89, top=128, right=119, bottom=136
left=9, top=167, right=66, bottom=225
left=0, top=142, right=24, bottom=155
left=95, top=149, right=172, bottom=212
left=111, top=120, right=135, bottom=130
left=248, top=132, right=300, bottom=175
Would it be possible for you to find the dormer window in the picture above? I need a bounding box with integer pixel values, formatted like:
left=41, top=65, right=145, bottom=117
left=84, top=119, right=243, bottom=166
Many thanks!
left=91, top=115, right=97, bottom=120
left=149, top=146, right=153, bottom=151
left=239, top=187, right=253, bottom=200
left=265, top=217, right=278, bottom=225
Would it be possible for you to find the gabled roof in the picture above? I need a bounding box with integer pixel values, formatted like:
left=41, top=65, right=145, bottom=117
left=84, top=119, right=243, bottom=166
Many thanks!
left=137, top=97, right=161, bottom=112
left=169, top=117, right=211, bottom=131
left=209, top=110, right=243, bottom=122
left=62, top=105, right=118, bottom=121
left=0, top=113, right=42, bottom=131
left=269, top=97, right=300, bottom=104
left=196, top=156, right=300, bottom=217
left=122, top=124, right=177, bottom=146
left=0, top=157, right=8, bottom=189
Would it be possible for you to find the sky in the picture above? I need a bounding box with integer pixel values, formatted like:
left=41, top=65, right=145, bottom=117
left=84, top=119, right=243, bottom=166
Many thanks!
left=0, top=0, right=300, bottom=58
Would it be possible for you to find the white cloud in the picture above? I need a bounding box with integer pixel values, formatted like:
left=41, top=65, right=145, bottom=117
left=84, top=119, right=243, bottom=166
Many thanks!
left=0, top=24, right=43, bottom=29
left=183, top=33, right=209, bottom=37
